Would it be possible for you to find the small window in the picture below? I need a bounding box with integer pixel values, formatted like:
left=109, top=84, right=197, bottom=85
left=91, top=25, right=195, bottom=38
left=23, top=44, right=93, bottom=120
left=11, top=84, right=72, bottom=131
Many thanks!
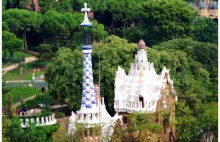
left=156, top=114, right=159, bottom=123
left=139, top=96, right=144, bottom=108
left=84, top=114, right=86, bottom=121
left=123, top=116, right=128, bottom=124
left=84, top=131, right=87, bottom=137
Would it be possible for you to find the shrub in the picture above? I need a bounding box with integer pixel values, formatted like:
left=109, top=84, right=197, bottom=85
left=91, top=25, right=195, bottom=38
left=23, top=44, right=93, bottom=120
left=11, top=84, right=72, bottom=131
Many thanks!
left=16, top=93, right=54, bottom=109
left=8, top=56, right=25, bottom=64
left=55, top=112, right=65, bottom=118
left=53, top=123, right=60, bottom=131
left=41, top=107, right=52, bottom=116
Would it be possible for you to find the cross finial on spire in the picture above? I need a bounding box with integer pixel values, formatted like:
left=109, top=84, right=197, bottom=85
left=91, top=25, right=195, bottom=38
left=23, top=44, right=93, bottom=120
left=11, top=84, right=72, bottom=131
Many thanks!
left=81, top=2, right=92, bottom=26
left=81, top=2, right=91, bottom=13
left=84, top=2, right=87, bottom=9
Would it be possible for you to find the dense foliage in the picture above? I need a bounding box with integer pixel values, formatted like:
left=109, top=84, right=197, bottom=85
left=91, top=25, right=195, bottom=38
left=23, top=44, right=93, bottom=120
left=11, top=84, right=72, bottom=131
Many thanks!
left=17, top=93, right=54, bottom=109
left=2, top=31, right=23, bottom=60
left=2, top=115, right=10, bottom=142
left=6, top=117, right=60, bottom=142
left=45, top=35, right=218, bottom=141
left=2, top=9, right=42, bottom=51
left=3, top=0, right=217, bottom=53
left=2, top=0, right=218, bottom=141
left=45, top=47, right=83, bottom=111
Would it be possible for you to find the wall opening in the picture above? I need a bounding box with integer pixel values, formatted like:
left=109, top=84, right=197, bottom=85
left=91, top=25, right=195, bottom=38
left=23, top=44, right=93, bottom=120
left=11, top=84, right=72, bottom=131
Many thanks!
left=139, top=95, right=144, bottom=108
left=123, top=116, right=128, bottom=124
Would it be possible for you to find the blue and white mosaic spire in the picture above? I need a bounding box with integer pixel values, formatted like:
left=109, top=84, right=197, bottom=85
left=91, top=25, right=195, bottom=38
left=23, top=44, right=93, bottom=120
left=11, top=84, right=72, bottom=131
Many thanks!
left=80, top=2, right=97, bottom=113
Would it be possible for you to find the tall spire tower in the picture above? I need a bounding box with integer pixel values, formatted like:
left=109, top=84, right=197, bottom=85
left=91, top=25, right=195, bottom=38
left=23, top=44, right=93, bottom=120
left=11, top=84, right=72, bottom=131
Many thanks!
left=68, top=3, right=122, bottom=140
left=80, top=2, right=98, bottom=114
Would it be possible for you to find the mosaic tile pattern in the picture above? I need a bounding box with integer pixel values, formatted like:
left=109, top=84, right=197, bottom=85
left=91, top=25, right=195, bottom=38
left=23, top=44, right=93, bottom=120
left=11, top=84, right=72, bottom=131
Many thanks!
left=81, top=54, right=96, bottom=109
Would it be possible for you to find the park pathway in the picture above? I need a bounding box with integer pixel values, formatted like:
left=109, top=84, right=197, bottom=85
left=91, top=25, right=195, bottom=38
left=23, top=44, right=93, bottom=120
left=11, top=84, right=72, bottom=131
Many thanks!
left=2, top=56, right=38, bottom=75
left=13, top=95, right=67, bottom=116
left=12, top=95, right=37, bottom=109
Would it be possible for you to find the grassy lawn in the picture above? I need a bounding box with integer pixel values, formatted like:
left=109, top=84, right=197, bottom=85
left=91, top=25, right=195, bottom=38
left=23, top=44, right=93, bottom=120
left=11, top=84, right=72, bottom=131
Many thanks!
left=2, top=87, right=41, bottom=106
left=3, top=60, right=47, bottom=80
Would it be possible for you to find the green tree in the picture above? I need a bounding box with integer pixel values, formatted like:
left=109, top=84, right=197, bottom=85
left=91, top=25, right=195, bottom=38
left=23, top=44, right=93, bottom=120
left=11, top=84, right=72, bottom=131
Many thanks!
left=2, top=21, right=9, bottom=31
left=8, top=56, right=25, bottom=75
left=2, top=115, right=10, bottom=142
left=3, top=0, right=7, bottom=12
left=150, top=38, right=217, bottom=140
left=45, top=47, right=83, bottom=110
left=92, top=36, right=137, bottom=115
left=193, top=17, right=218, bottom=44
left=23, top=126, right=48, bottom=141
left=200, top=102, right=218, bottom=137
left=72, top=0, right=84, bottom=11
left=6, top=94, right=14, bottom=119
left=175, top=101, right=198, bottom=141
left=42, top=11, right=107, bottom=50
left=62, top=12, right=83, bottom=49
left=111, top=120, right=129, bottom=142
left=92, top=20, right=108, bottom=42
left=2, top=9, right=42, bottom=52
left=38, top=0, right=72, bottom=13
left=5, top=0, right=30, bottom=9
left=94, top=0, right=144, bottom=29
left=2, top=77, right=11, bottom=95
left=53, top=0, right=72, bottom=12
left=42, top=11, right=67, bottom=49
left=6, top=117, right=23, bottom=142
left=127, top=112, right=162, bottom=141
left=130, top=0, right=196, bottom=46
left=2, top=31, right=23, bottom=60
left=38, top=0, right=56, bottom=13
left=37, top=44, right=55, bottom=61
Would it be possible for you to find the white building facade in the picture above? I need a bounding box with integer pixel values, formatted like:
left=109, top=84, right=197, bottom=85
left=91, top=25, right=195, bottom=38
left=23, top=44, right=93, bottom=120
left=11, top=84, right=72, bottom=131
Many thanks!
left=114, top=39, right=177, bottom=114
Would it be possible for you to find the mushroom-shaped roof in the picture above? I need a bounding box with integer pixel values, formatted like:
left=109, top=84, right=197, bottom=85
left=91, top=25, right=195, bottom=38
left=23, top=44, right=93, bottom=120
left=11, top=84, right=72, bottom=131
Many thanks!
left=138, top=39, right=146, bottom=49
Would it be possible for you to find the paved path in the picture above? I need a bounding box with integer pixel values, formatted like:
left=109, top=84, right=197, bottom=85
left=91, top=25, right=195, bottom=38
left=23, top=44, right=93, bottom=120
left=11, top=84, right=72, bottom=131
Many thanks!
left=12, top=95, right=37, bottom=109
left=18, top=104, right=68, bottom=116
left=13, top=95, right=68, bottom=116
left=2, top=56, right=37, bottom=75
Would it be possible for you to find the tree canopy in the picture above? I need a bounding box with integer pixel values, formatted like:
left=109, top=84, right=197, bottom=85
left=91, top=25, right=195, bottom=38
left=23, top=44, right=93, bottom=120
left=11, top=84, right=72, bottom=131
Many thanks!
left=45, top=47, right=83, bottom=110
left=2, top=9, right=42, bottom=51
left=2, top=30, right=23, bottom=60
